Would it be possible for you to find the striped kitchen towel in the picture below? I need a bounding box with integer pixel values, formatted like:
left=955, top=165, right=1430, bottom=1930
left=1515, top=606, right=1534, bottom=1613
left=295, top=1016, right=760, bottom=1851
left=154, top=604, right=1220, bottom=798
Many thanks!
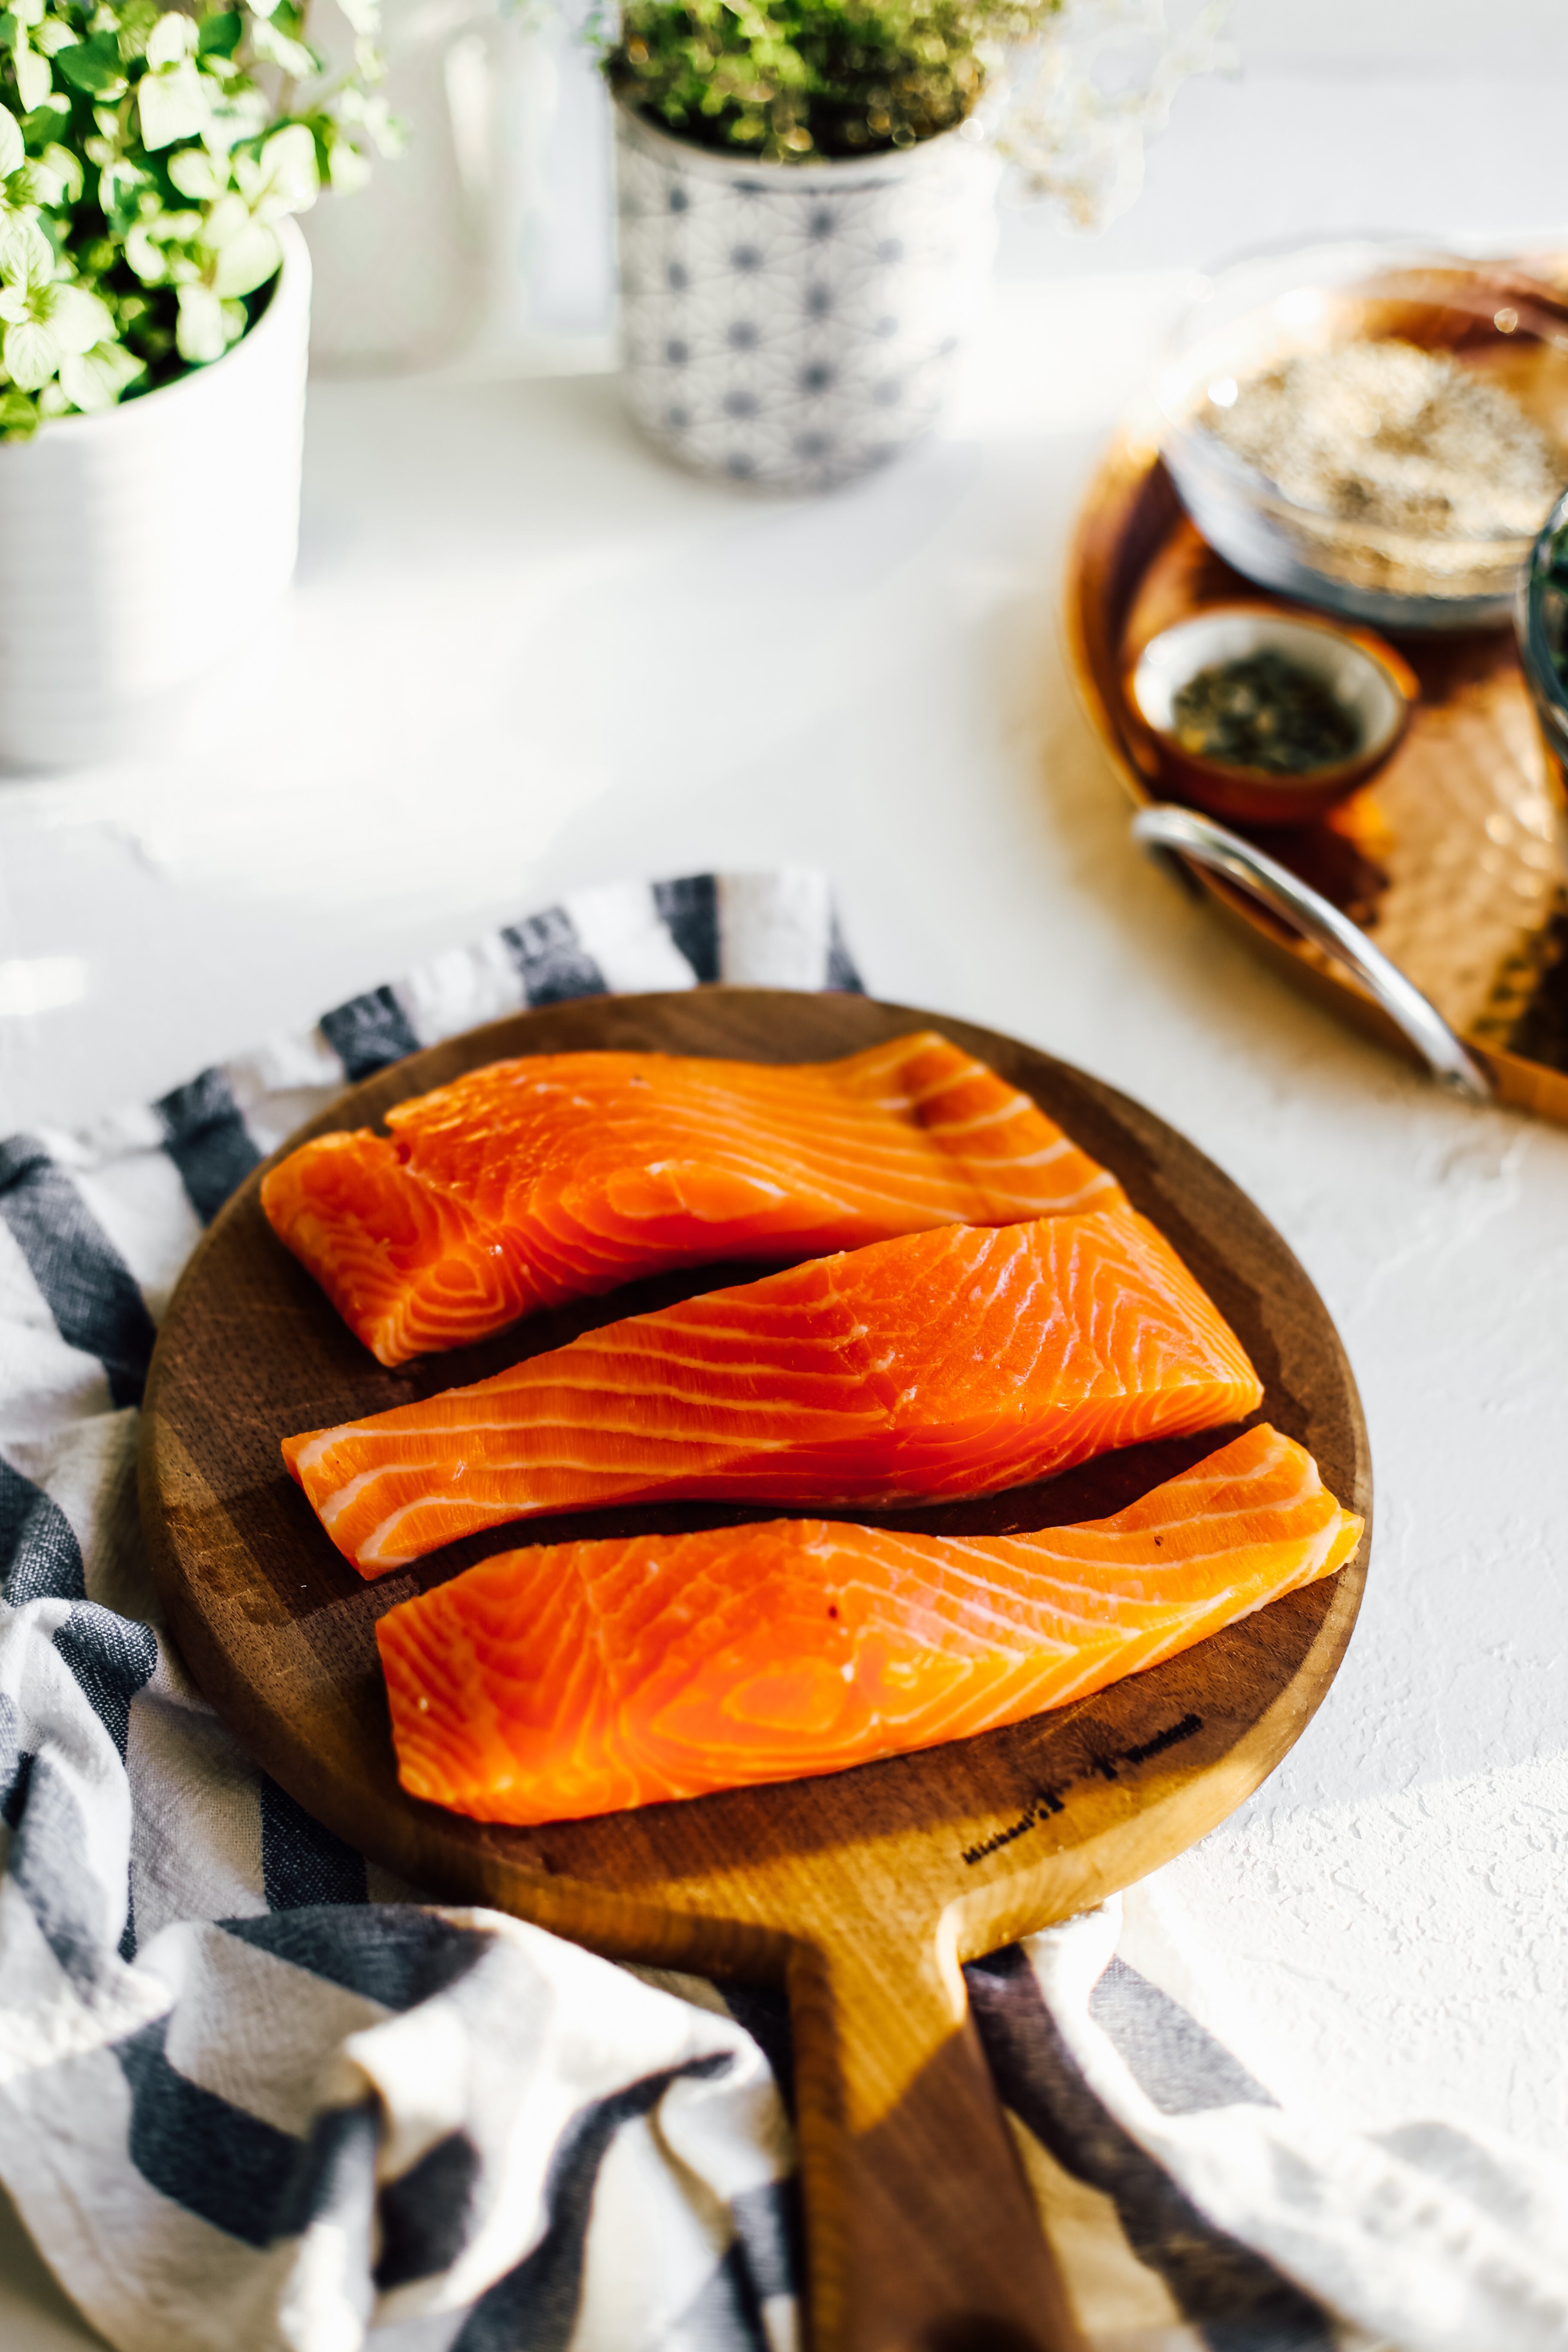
left=0, top=868, right=1562, bottom=2352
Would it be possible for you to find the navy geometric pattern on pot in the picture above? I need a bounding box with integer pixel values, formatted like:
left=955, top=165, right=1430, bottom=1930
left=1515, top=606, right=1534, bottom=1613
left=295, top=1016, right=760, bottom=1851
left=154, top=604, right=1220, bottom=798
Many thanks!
left=616, top=104, right=1001, bottom=492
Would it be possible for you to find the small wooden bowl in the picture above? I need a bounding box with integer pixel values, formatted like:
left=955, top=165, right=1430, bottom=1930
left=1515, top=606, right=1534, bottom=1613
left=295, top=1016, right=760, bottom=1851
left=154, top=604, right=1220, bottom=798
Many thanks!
left=1125, top=603, right=1418, bottom=825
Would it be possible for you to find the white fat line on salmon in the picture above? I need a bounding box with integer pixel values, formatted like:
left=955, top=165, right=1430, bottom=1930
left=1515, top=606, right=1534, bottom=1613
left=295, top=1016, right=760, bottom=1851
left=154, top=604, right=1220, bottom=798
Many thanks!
left=897, top=1057, right=997, bottom=1109
left=385, top=1385, right=891, bottom=1432
left=361, top=1497, right=533, bottom=1565
left=318, top=1464, right=426, bottom=1526
left=927, top=1106, right=1069, bottom=1147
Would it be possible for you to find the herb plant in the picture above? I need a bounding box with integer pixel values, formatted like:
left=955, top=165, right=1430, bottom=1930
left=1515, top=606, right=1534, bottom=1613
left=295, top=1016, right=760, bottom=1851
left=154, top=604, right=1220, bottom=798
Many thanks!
left=604, top=0, right=1231, bottom=211
left=606, top=0, right=1057, bottom=160
left=0, top=0, right=397, bottom=440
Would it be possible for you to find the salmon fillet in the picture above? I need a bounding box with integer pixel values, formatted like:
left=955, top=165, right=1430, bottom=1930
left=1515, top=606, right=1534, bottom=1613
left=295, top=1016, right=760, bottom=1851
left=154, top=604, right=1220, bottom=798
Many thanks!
left=261, top=1034, right=1122, bottom=1366
left=377, top=1425, right=1361, bottom=1825
left=285, top=1210, right=1262, bottom=1575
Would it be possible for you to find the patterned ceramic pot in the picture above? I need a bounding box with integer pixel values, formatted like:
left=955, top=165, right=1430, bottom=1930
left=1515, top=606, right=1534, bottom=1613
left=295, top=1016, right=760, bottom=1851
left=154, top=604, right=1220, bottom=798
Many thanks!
left=0, top=219, right=309, bottom=771
left=615, top=102, right=1001, bottom=490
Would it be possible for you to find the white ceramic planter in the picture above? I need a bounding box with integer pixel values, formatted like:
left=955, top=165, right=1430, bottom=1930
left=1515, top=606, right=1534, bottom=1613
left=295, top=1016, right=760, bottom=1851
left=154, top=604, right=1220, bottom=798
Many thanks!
left=615, top=104, right=1000, bottom=490
left=0, top=218, right=311, bottom=770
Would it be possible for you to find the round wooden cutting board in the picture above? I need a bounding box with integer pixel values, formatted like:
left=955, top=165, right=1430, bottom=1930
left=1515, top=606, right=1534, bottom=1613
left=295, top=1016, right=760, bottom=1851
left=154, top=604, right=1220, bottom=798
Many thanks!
left=140, top=989, right=1370, bottom=2352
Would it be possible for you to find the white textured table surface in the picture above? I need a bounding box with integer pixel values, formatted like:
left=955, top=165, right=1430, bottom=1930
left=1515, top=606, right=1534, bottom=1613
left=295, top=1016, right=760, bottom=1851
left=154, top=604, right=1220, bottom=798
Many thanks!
left=5, top=270, right=1568, bottom=2352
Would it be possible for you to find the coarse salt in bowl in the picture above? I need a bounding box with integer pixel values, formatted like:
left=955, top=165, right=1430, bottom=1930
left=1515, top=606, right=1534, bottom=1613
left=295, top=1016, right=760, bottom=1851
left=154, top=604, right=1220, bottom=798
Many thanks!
left=1157, top=239, right=1568, bottom=631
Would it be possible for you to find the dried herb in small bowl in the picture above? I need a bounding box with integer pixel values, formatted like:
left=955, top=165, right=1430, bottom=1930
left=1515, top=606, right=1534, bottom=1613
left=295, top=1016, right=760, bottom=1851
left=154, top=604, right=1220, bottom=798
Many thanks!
left=1172, top=650, right=1361, bottom=777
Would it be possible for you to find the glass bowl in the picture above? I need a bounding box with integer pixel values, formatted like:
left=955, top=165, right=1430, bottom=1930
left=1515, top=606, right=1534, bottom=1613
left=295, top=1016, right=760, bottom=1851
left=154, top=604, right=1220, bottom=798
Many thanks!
left=1157, top=239, right=1568, bottom=632
left=1518, top=484, right=1568, bottom=788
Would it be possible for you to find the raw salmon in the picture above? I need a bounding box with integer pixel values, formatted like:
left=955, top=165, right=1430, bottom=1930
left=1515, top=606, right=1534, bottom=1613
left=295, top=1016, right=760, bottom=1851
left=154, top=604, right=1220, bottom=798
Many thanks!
left=376, top=1425, right=1361, bottom=1825
left=261, top=1034, right=1122, bottom=1366
left=285, top=1210, right=1262, bottom=1574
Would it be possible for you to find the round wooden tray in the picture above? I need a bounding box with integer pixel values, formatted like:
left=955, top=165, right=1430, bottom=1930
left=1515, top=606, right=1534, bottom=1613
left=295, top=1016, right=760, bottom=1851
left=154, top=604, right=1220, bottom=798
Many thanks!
left=1063, top=429, right=1568, bottom=1122
left=139, top=989, right=1371, bottom=2352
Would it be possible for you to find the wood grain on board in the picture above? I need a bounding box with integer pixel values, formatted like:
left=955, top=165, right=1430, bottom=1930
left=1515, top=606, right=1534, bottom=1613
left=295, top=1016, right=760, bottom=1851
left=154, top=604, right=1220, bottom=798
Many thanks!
left=140, top=988, right=1371, bottom=2352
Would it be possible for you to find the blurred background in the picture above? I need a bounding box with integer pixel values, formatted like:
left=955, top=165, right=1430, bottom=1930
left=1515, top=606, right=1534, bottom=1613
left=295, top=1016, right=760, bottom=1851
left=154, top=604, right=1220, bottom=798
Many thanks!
left=2, top=0, right=1565, bottom=1140
left=298, top=0, right=1568, bottom=376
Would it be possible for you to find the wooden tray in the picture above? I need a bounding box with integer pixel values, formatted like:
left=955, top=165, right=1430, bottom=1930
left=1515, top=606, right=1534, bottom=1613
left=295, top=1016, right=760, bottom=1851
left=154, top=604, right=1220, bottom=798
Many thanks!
left=139, top=988, right=1371, bottom=2352
left=1063, top=431, right=1568, bottom=1121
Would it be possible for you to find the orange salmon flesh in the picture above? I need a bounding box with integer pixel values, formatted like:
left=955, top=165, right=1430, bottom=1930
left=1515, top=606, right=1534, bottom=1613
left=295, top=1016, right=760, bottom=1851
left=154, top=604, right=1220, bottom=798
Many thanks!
left=376, top=1425, right=1363, bottom=1825
left=285, top=1210, right=1263, bottom=1575
left=261, top=1034, right=1124, bottom=1366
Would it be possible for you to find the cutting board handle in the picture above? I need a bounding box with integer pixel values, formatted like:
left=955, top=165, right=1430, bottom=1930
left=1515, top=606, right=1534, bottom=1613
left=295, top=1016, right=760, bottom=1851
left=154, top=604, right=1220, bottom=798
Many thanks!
left=785, top=1914, right=1084, bottom=2352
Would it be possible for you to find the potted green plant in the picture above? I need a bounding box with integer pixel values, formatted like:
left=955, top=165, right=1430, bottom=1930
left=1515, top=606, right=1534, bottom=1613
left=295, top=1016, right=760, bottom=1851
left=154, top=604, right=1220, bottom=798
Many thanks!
left=603, top=0, right=1227, bottom=490
left=0, top=0, right=398, bottom=766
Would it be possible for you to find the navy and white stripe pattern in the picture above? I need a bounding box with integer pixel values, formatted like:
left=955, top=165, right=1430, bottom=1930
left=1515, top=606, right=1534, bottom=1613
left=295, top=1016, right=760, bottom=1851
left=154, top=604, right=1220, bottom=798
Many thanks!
left=0, top=871, right=1558, bottom=2352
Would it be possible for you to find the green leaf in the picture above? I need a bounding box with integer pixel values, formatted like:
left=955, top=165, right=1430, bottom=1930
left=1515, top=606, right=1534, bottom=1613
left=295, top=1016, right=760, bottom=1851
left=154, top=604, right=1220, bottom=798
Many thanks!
left=0, top=104, right=21, bottom=179
left=21, top=93, right=71, bottom=133
left=138, top=59, right=209, bottom=148
left=0, top=213, right=53, bottom=290
left=167, top=143, right=226, bottom=198
left=247, top=14, right=318, bottom=77
left=48, top=279, right=113, bottom=353
left=0, top=384, right=40, bottom=437
left=199, top=186, right=247, bottom=242
left=123, top=219, right=166, bottom=280
left=326, top=129, right=370, bottom=192
left=2, top=311, right=56, bottom=387
left=33, top=140, right=84, bottom=202
left=58, top=334, right=143, bottom=408
left=12, top=35, right=51, bottom=110
left=57, top=31, right=126, bottom=96
left=146, top=11, right=197, bottom=68
left=233, top=119, right=317, bottom=217
left=361, top=92, right=404, bottom=156
left=174, top=278, right=224, bottom=361
left=197, top=9, right=242, bottom=55
left=99, top=156, right=145, bottom=223
left=210, top=215, right=277, bottom=294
